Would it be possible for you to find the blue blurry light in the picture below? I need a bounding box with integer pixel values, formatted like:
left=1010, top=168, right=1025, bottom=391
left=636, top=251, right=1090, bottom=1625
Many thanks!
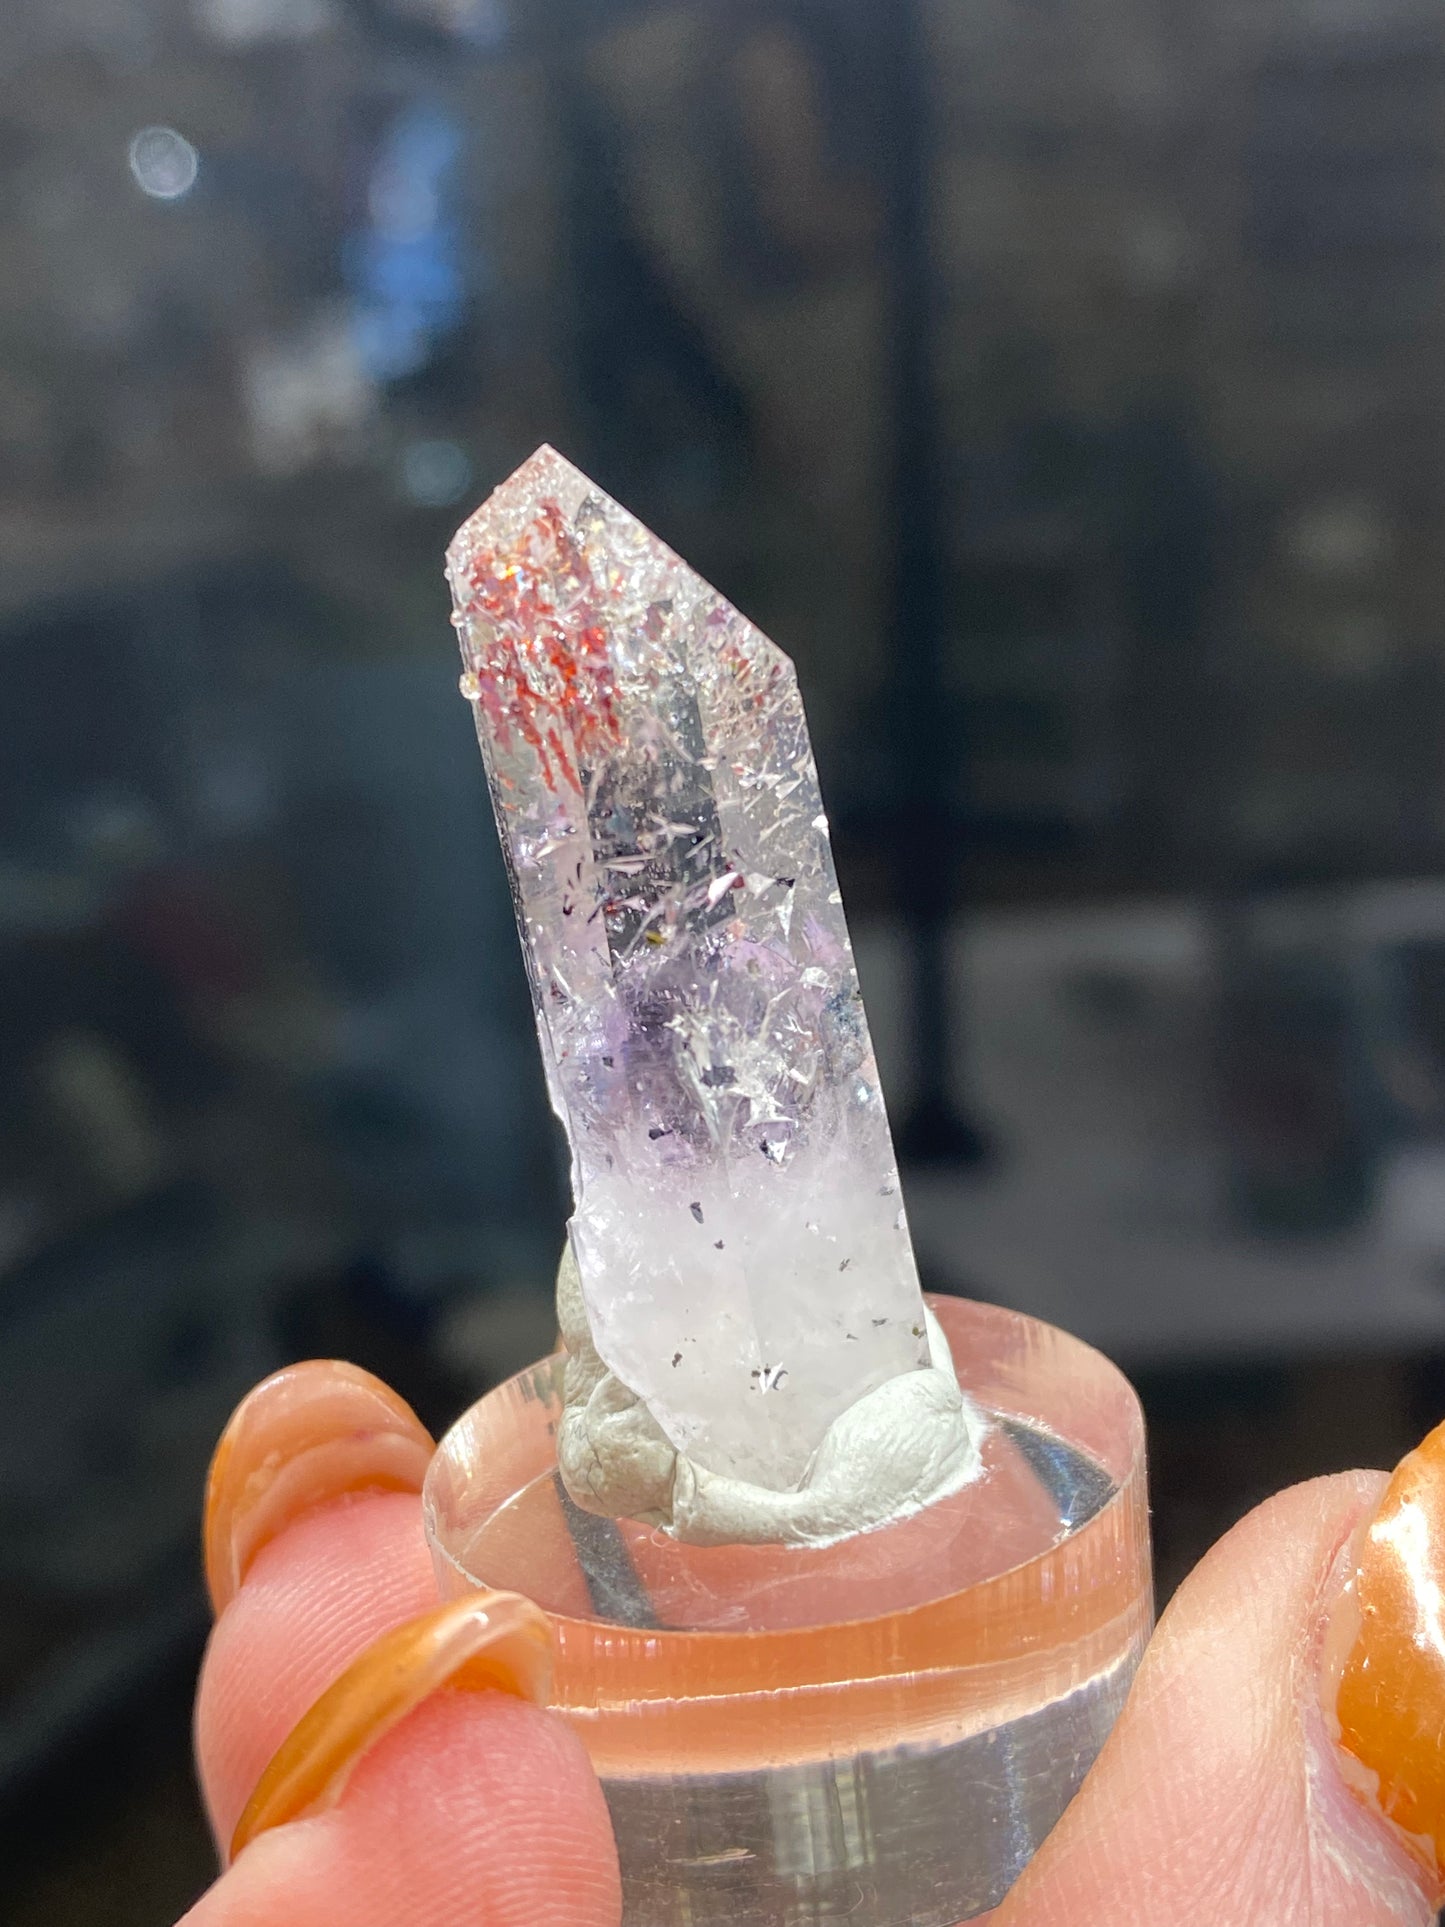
left=346, top=102, right=469, bottom=384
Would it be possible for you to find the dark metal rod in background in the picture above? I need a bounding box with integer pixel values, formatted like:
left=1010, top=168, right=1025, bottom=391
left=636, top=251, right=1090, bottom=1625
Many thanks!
left=877, top=0, right=989, bottom=1167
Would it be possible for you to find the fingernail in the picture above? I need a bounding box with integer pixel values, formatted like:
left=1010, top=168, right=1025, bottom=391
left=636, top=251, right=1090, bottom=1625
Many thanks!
left=1328, top=1419, right=1445, bottom=1883
left=228, top=1592, right=553, bottom=1863
left=204, top=1360, right=434, bottom=1615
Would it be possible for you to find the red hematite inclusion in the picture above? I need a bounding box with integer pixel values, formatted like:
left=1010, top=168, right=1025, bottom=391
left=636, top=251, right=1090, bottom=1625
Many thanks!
left=459, top=497, right=621, bottom=795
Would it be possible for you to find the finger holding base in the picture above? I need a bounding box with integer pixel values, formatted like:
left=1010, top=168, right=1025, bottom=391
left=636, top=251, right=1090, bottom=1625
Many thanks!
left=996, top=1469, right=1440, bottom=1927
left=191, top=1361, right=620, bottom=1927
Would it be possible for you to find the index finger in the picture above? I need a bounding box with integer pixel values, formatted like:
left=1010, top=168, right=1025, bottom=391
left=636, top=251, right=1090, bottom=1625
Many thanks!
left=189, top=1361, right=619, bottom=1927
left=195, top=1361, right=441, bottom=1840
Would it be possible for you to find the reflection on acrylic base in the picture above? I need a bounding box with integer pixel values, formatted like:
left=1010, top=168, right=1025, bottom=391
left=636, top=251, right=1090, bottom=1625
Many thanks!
left=599, top=1655, right=1135, bottom=1927
left=424, top=1295, right=1153, bottom=1927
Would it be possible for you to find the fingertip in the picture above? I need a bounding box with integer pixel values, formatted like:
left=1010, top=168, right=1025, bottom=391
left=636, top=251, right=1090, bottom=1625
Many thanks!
left=186, top=1692, right=620, bottom=1927
left=997, top=1470, right=1438, bottom=1927
left=196, top=1490, right=438, bottom=1846
left=227, top=1591, right=554, bottom=1863
left=204, top=1361, right=433, bottom=1615
left=191, top=1363, right=617, bottom=1927
left=338, top=1691, right=620, bottom=1927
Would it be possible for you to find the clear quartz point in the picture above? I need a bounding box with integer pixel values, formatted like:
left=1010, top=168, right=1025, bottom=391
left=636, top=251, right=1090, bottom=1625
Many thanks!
left=447, top=446, right=931, bottom=1492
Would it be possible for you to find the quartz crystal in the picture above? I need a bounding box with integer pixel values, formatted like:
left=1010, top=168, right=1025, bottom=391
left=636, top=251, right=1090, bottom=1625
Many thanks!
left=448, top=447, right=931, bottom=1491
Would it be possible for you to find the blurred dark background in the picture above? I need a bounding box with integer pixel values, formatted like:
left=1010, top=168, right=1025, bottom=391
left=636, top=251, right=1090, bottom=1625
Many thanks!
left=6, top=0, right=1445, bottom=1918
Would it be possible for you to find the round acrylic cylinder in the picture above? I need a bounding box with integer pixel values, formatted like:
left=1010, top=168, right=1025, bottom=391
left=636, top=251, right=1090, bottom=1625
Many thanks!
left=423, top=1296, right=1151, bottom=1927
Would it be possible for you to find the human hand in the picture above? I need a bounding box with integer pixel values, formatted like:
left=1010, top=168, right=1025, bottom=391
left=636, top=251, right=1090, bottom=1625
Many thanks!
left=184, top=1360, right=1445, bottom=1927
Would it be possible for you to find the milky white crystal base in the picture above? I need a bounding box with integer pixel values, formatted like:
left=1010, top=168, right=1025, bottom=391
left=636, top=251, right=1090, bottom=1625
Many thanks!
left=448, top=446, right=940, bottom=1500
left=571, top=1145, right=930, bottom=1490
left=556, top=1246, right=983, bottom=1546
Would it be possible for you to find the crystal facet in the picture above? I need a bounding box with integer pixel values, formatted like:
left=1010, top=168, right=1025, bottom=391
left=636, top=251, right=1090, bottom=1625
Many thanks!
left=448, top=447, right=930, bottom=1491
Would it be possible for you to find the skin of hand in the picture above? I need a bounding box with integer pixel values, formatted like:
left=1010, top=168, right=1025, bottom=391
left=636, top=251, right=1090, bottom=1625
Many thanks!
left=186, top=1362, right=1445, bottom=1927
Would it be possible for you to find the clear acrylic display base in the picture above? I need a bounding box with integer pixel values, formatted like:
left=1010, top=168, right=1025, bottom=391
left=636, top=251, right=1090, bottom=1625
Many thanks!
left=424, top=1296, right=1152, bottom=1927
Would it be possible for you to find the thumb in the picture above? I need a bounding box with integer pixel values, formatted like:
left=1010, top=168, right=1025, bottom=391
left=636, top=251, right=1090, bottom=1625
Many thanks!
left=997, top=1468, right=1440, bottom=1927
